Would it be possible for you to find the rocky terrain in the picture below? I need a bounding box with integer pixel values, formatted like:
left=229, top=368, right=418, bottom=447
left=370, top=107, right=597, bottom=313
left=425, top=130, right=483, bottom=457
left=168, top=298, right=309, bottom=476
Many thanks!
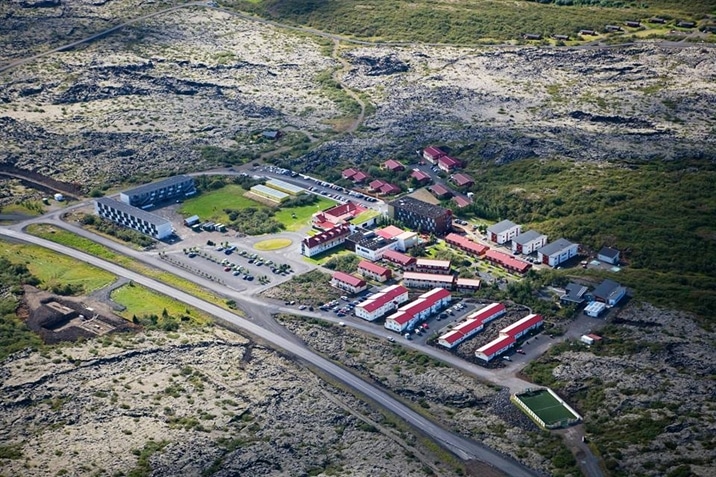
left=0, top=326, right=460, bottom=476
left=524, top=302, right=716, bottom=476
left=1, top=2, right=715, bottom=200
left=277, top=314, right=575, bottom=476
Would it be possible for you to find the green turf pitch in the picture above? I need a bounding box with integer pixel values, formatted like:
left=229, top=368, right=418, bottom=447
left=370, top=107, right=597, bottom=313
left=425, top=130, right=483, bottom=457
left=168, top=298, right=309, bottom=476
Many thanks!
left=517, top=390, right=576, bottom=425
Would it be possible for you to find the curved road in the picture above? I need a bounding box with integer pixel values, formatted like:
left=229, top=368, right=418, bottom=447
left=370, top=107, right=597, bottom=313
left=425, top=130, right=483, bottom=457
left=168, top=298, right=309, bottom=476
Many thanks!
left=0, top=225, right=541, bottom=477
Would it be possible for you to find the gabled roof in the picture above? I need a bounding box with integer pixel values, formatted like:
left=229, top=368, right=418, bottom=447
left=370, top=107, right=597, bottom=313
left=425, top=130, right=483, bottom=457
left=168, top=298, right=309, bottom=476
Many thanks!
left=122, top=175, right=193, bottom=197
left=423, top=146, right=446, bottom=159
left=323, top=201, right=364, bottom=220
left=487, top=219, right=519, bottom=234
left=332, top=271, right=366, bottom=288
left=384, top=159, right=405, bottom=171
left=369, top=179, right=386, bottom=190
left=467, top=303, right=506, bottom=323
left=501, top=314, right=543, bottom=337
left=358, top=285, right=408, bottom=313
left=452, top=317, right=485, bottom=335
left=403, top=271, right=455, bottom=283
left=419, top=287, right=451, bottom=301
left=358, top=260, right=391, bottom=277
left=411, top=170, right=431, bottom=182
left=451, top=173, right=474, bottom=186
left=352, top=171, right=369, bottom=182
left=453, top=196, right=471, bottom=208
left=562, top=283, right=588, bottom=303
left=513, top=230, right=546, bottom=245
left=379, top=183, right=401, bottom=195
left=438, top=156, right=461, bottom=168
left=455, top=278, right=481, bottom=288
left=382, top=249, right=416, bottom=266
left=538, top=238, right=576, bottom=257
left=377, top=225, right=405, bottom=239
left=342, top=168, right=358, bottom=178
left=484, top=249, right=531, bottom=273
left=429, top=184, right=452, bottom=197
left=445, top=233, right=489, bottom=255
left=598, top=247, right=620, bottom=259
left=415, top=258, right=451, bottom=269
left=302, top=224, right=351, bottom=248
left=477, top=335, right=515, bottom=356
left=439, top=329, right=467, bottom=345
left=593, top=279, right=622, bottom=300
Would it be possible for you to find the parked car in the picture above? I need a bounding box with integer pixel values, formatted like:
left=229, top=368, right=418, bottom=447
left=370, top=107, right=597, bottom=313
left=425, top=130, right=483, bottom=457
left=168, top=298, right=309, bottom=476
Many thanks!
left=516, top=349, right=525, bottom=355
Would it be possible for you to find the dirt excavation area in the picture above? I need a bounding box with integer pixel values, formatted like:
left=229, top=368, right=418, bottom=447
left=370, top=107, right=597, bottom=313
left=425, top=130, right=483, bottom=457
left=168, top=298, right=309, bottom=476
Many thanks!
left=0, top=327, right=459, bottom=477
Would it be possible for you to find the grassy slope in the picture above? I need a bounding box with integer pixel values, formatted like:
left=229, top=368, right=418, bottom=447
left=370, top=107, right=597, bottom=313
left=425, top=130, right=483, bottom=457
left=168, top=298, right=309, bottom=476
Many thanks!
left=111, top=283, right=211, bottom=325
left=457, top=158, right=716, bottom=321
left=230, top=0, right=715, bottom=43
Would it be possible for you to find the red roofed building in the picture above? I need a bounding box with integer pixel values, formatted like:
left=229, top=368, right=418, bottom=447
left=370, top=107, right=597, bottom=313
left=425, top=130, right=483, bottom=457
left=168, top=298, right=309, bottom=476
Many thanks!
left=438, top=156, right=462, bottom=172
left=376, top=225, right=405, bottom=239
left=423, top=146, right=446, bottom=164
left=382, top=249, right=416, bottom=267
left=410, top=258, right=451, bottom=274
left=379, top=183, right=401, bottom=196
left=475, top=335, right=516, bottom=362
left=411, top=170, right=431, bottom=183
left=301, top=225, right=352, bottom=257
left=468, top=303, right=506, bottom=325
left=445, top=233, right=489, bottom=257
left=403, top=271, right=455, bottom=289
left=429, top=184, right=452, bottom=199
left=451, top=173, right=474, bottom=188
left=369, top=179, right=386, bottom=192
left=500, top=314, right=543, bottom=339
left=358, top=260, right=392, bottom=282
left=312, top=201, right=366, bottom=230
left=455, top=277, right=481, bottom=292
left=384, top=159, right=405, bottom=171
left=453, top=196, right=472, bottom=208
left=352, top=171, right=369, bottom=183
left=484, top=249, right=532, bottom=274
left=330, top=271, right=367, bottom=295
left=342, top=168, right=358, bottom=180
left=355, top=284, right=409, bottom=321
left=385, top=287, right=452, bottom=332
left=438, top=318, right=485, bottom=348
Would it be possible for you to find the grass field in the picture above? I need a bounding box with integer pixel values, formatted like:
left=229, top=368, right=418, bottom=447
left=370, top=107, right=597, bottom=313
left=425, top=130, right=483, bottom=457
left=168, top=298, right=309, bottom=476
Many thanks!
left=26, top=225, right=234, bottom=312
left=230, top=0, right=713, bottom=44
left=273, top=197, right=334, bottom=231
left=517, top=389, right=578, bottom=426
left=179, top=184, right=266, bottom=223
left=111, top=283, right=211, bottom=326
left=253, top=238, right=293, bottom=251
left=0, top=239, right=115, bottom=294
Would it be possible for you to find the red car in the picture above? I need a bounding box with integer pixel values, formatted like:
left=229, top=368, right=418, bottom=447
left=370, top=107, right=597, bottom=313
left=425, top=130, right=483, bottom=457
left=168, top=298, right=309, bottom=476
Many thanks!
left=422, top=323, right=429, bottom=329
left=224, top=267, right=232, bottom=272
left=516, top=349, right=526, bottom=355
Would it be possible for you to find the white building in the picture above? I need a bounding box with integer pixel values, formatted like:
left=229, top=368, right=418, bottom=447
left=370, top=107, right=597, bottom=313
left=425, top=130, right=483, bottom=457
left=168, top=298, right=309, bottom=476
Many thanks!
left=354, top=237, right=399, bottom=262
left=120, top=175, right=195, bottom=208
left=500, top=314, right=543, bottom=339
left=537, top=238, right=578, bottom=267
left=395, top=231, right=419, bottom=251
left=597, top=247, right=620, bottom=265
left=592, top=279, right=626, bottom=306
left=475, top=335, right=515, bottom=362
left=384, top=288, right=451, bottom=333
left=403, top=272, right=455, bottom=290
left=330, top=271, right=367, bottom=295
left=301, top=225, right=352, bottom=257
left=94, top=197, right=173, bottom=239
left=511, top=230, right=548, bottom=255
left=584, top=301, right=606, bottom=317
left=487, top=220, right=522, bottom=244
left=355, top=285, right=409, bottom=321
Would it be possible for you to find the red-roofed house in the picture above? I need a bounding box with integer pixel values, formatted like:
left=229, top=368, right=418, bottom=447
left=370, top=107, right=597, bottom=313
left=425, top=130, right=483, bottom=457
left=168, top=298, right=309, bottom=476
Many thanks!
left=384, top=159, right=405, bottom=172
left=445, top=233, right=489, bottom=257
left=438, top=318, right=485, bottom=348
left=330, top=271, right=367, bottom=295
left=475, top=335, right=516, bottom=362
left=423, top=146, right=446, bottom=164
left=411, top=170, right=431, bottom=184
left=342, top=168, right=358, bottom=180
left=455, top=278, right=481, bottom=292
left=358, top=260, right=392, bottom=282
left=382, top=249, right=416, bottom=267
left=368, top=179, right=386, bottom=192
left=468, top=303, right=506, bottom=325
left=379, top=183, right=401, bottom=196
left=410, top=258, right=451, bottom=274
left=301, top=225, right=352, bottom=257
left=403, top=271, right=455, bottom=289
left=451, top=173, right=474, bottom=188
left=312, top=201, right=366, bottom=230
left=352, top=171, right=369, bottom=183
left=376, top=225, right=405, bottom=239
left=438, top=156, right=462, bottom=172
left=484, top=249, right=532, bottom=274
left=384, top=287, right=452, bottom=332
left=355, top=285, right=409, bottom=321
left=453, top=196, right=471, bottom=208
left=500, top=314, right=543, bottom=339
left=429, top=184, right=452, bottom=199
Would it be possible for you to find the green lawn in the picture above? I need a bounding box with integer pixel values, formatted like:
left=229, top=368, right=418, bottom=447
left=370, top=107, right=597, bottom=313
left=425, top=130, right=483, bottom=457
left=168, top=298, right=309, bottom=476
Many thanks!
left=274, top=197, right=334, bottom=231
left=179, top=185, right=267, bottom=223
left=111, top=283, right=211, bottom=326
left=0, top=239, right=115, bottom=294
left=352, top=209, right=381, bottom=226
left=517, top=389, right=578, bottom=426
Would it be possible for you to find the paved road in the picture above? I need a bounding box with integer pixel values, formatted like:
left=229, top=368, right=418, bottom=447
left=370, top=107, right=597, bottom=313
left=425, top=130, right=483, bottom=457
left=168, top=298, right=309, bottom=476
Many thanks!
left=0, top=226, right=541, bottom=477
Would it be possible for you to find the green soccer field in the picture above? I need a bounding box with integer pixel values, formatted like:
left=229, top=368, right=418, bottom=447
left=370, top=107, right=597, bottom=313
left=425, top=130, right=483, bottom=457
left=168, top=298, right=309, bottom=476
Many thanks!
left=517, top=390, right=577, bottom=425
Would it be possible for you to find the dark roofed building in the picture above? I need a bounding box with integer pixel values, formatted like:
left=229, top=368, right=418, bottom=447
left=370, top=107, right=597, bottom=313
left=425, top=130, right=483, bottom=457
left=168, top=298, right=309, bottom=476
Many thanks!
left=625, top=21, right=641, bottom=28
left=597, top=246, right=620, bottom=265
left=120, top=175, right=195, bottom=208
left=677, top=21, right=695, bottom=28
left=592, top=279, right=627, bottom=306
left=388, top=196, right=452, bottom=236
left=561, top=282, right=588, bottom=305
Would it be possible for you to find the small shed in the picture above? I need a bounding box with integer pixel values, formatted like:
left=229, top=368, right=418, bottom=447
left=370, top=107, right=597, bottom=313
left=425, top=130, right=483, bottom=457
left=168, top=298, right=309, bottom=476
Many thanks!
left=54, top=193, right=64, bottom=202
left=625, top=21, right=641, bottom=28
left=261, top=130, right=281, bottom=140
left=184, top=215, right=200, bottom=227
left=597, top=246, right=620, bottom=265
left=677, top=21, right=695, bottom=28
left=584, top=301, right=606, bottom=317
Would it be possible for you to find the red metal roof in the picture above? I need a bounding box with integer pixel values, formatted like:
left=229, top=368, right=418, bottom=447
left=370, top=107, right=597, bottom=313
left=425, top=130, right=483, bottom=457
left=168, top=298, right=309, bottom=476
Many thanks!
left=332, top=271, right=366, bottom=288
left=324, top=201, right=365, bottom=221
left=430, top=184, right=452, bottom=197
left=484, top=249, right=532, bottom=274
left=419, top=287, right=451, bottom=301
left=377, top=225, right=404, bottom=239
left=452, top=318, right=484, bottom=337
left=382, top=249, right=416, bottom=266
left=477, top=335, right=515, bottom=357
left=423, top=146, right=446, bottom=159
left=388, top=310, right=412, bottom=325
left=384, top=159, right=405, bottom=171
left=411, top=170, right=431, bottom=182
left=453, top=196, right=471, bottom=208
left=302, top=224, right=351, bottom=248
left=342, top=168, right=358, bottom=178
left=358, top=260, right=391, bottom=277
left=501, top=314, right=543, bottom=337
left=445, top=233, right=489, bottom=255
left=352, top=171, right=369, bottom=183
left=468, top=303, right=505, bottom=323
left=359, top=285, right=408, bottom=313
left=369, top=179, right=386, bottom=190
left=379, top=183, right=401, bottom=195
left=438, top=156, right=461, bottom=168
left=452, top=173, right=474, bottom=187
left=440, top=329, right=465, bottom=345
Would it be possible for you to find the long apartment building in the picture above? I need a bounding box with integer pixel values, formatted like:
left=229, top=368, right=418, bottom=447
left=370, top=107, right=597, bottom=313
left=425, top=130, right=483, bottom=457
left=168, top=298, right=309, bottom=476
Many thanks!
left=388, top=197, right=452, bottom=236
left=94, top=197, right=173, bottom=239
left=445, top=233, right=490, bottom=257
left=301, top=225, right=352, bottom=257
left=355, top=285, right=409, bottom=321
left=403, top=271, right=455, bottom=290
left=438, top=303, right=506, bottom=348
left=384, top=288, right=451, bottom=333
left=475, top=313, right=543, bottom=362
left=120, top=175, right=195, bottom=208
